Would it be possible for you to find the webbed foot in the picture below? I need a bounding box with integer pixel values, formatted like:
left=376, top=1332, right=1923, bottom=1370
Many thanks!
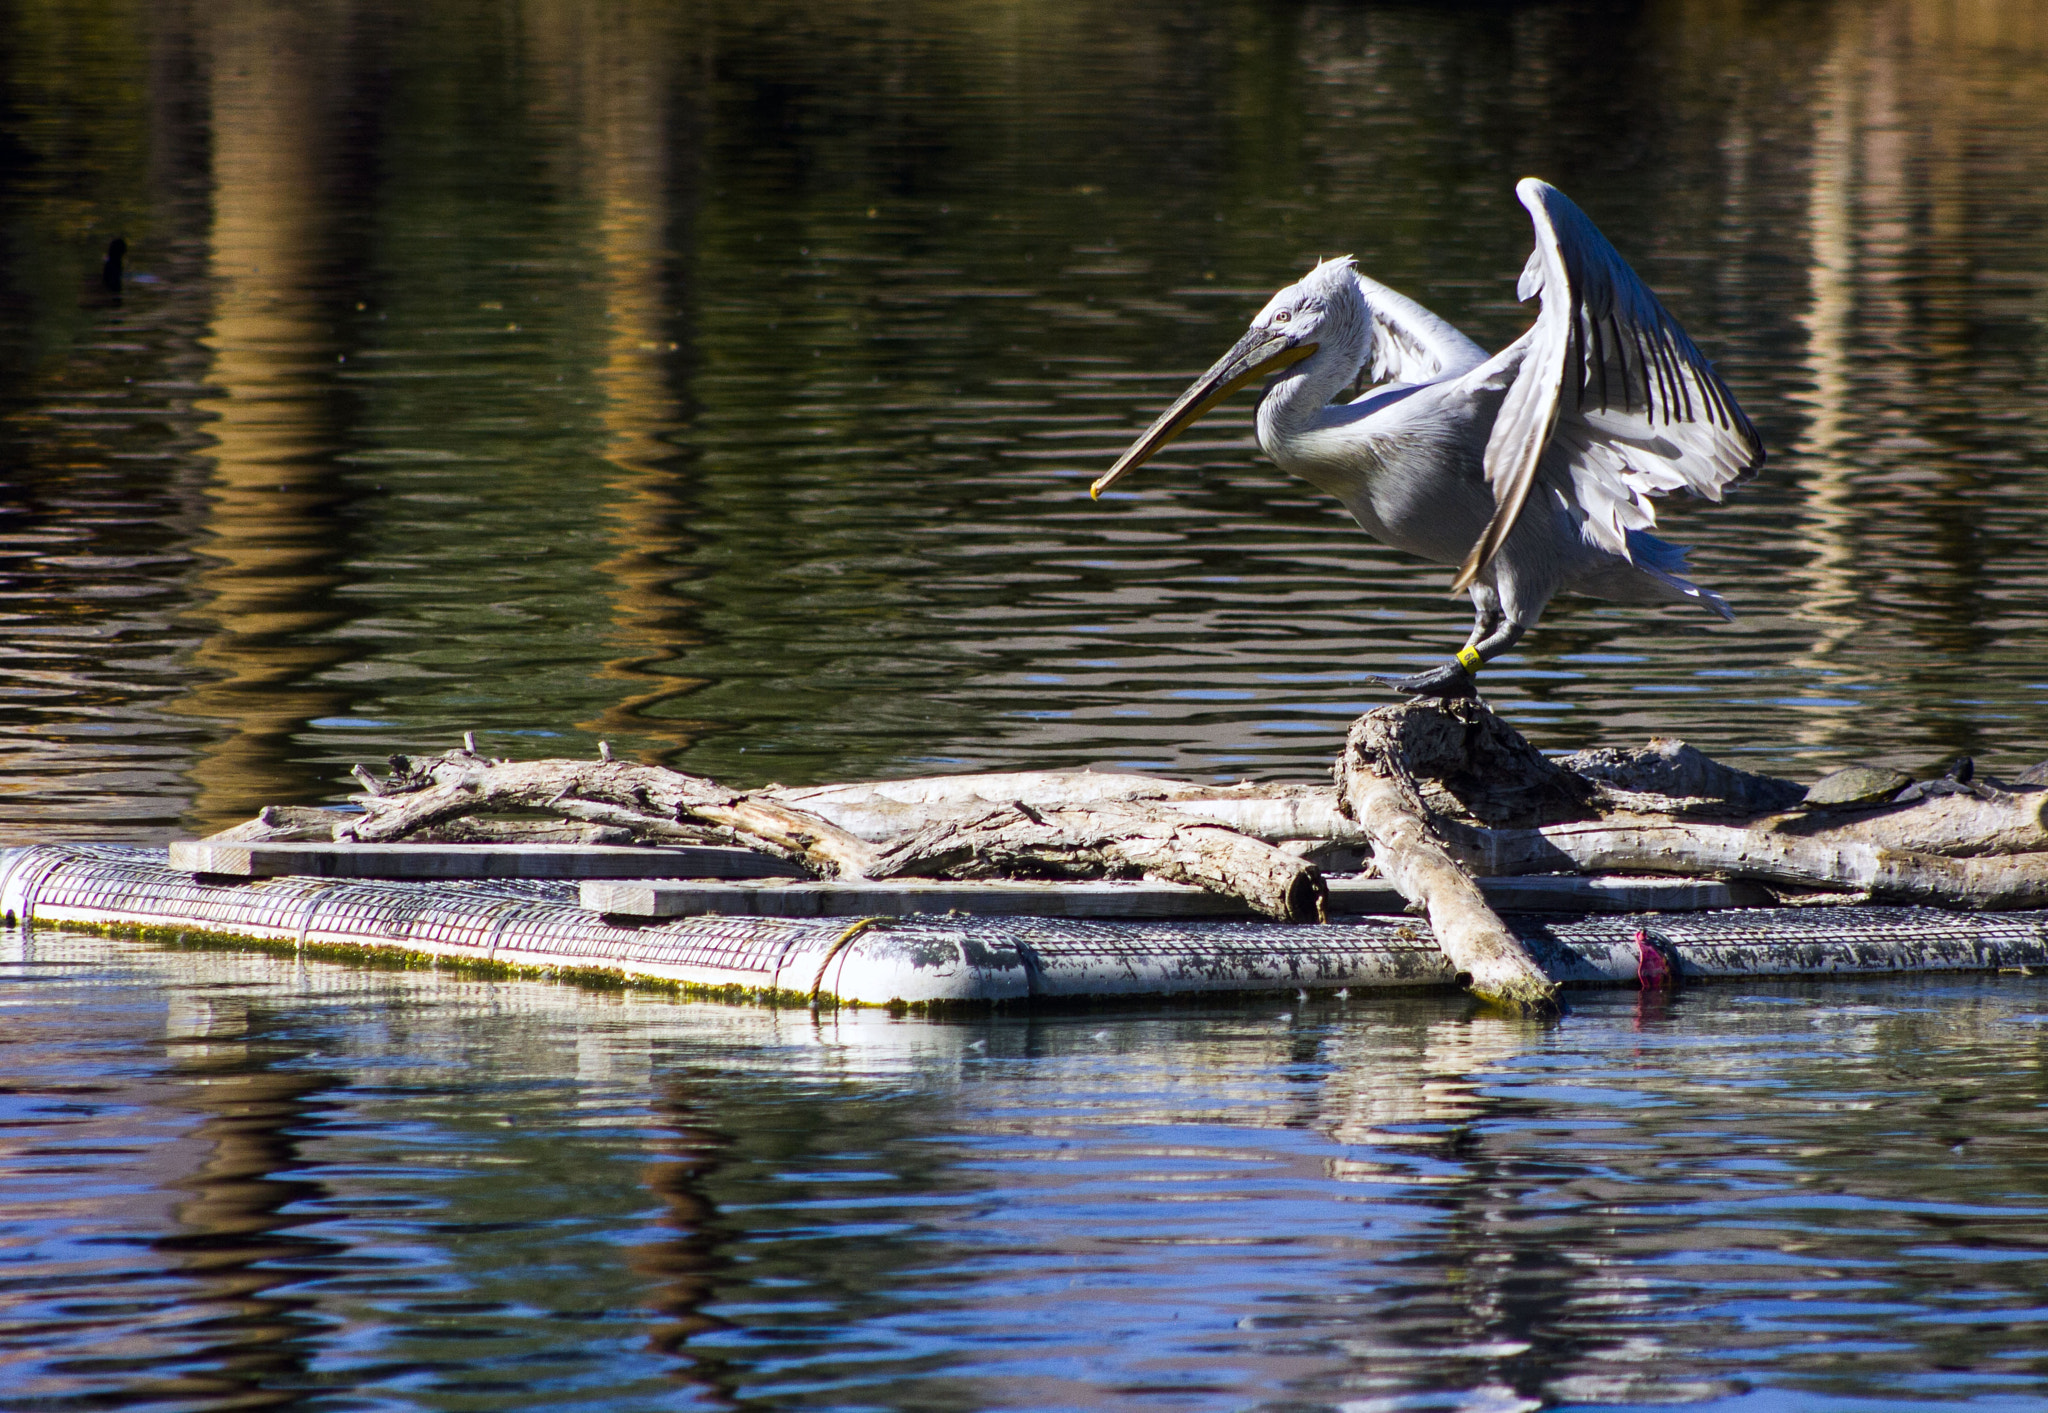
left=1368, top=660, right=1478, bottom=699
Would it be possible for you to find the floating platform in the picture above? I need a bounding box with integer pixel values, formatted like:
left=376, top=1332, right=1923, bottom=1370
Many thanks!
left=7, top=844, right=2047, bottom=1006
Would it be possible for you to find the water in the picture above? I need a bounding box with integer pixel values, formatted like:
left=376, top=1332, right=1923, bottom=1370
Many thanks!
left=7, top=1, right=2048, bottom=1405
left=3, top=933, right=2047, bottom=1411
left=2, top=0, right=2047, bottom=840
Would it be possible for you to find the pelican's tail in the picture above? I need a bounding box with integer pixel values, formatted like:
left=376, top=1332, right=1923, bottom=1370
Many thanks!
left=1624, top=530, right=1734, bottom=621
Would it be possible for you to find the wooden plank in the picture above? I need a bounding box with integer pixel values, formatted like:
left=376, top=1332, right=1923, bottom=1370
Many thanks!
left=167, top=841, right=807, bottom=882
left=581, top=877, right=1265, bottom=920
left=1483, top=875, right=1752, bottom=913
left=581, top=874, right=1746, bottom=920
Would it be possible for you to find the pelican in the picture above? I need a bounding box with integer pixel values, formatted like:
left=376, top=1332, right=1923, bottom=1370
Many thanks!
left=1091, top=178, right=1764, bottom=697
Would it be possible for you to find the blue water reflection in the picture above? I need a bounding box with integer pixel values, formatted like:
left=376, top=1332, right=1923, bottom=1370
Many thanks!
left=5, top=934, right=2048, bottom=1410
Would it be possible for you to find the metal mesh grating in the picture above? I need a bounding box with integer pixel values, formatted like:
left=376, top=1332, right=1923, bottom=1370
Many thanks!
left=1526, top=906, right=2048, bottom=951
left=961, top=915, right=1438, bottom=959
left=8, top=845, right=842, bottom=981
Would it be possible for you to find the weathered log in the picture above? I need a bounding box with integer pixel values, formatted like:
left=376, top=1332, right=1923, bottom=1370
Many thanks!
left=1337, top=709, right=1559, bottom=1012
left=1762, top=790, right=2048, bottom=857
left=868, top=801, right=1327, bottom=923
left=769, top=771, right=1363, bottom=845
left=763, top=755, right=2044, bottom=856
left=329, top=752, right=1326, bottom=920
left=209, top=807, right=678, bottom=847
left=1441, top=816, right=2048, bottom=911
left=205, top=805, right=346, bottom=843
left=775, top=769, right=1217, bottom=812
left=1559, top=738, right=1807, bottom=817
left=207, top=803, right=593, bottom=848
left=341, top=752, right=880, bottom=878
left=408, top=817, right=650, bottom=846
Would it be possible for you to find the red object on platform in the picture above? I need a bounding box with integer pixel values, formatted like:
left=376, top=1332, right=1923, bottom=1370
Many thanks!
left=1634, top=928, right=1673, bottom=990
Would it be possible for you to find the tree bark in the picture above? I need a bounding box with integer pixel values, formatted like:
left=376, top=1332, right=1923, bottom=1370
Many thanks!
left=870, top=801, right=1327, bottom=923
left=325, top=751, right=1327, bottom=920
left=341, top=752, right=881, bottom=878
left=1337, top=713, right=1560, bottom=1012
left=767, top=772, right=1362, bottom=845
left=1763, top=791, right=2048, bottom=857
left=1442, top=816, right=2048, bottom=910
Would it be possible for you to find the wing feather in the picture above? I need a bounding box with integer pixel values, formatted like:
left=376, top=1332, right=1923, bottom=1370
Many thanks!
left=1352, top=272, right=1488, bottom=387
left=1451, top=178, right=1765, bottom=591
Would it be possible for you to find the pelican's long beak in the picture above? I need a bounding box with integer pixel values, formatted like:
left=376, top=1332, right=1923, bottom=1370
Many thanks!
left=1090, top=327, right=1317, bottom=499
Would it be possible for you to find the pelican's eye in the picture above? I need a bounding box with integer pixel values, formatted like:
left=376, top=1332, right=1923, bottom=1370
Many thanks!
left=1274, top=310, right=1291, bottom=323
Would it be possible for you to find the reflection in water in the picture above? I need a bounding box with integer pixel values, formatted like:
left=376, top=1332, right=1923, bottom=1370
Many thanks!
left=1318, top=1011, right=1532, bottom=1154
left=7, top=937, right=2048, bottom=1409
left=151, top=994, right=338, bottom=1408
left=543, top=2, right=712, bottom=754
left=1789, top=18, right=1864, bottom=703
left=637, top=1082, right=731, bottom=1382
left=173, top=0, right=359, bottom=825
left=0, top=0, right=2045, bottom=835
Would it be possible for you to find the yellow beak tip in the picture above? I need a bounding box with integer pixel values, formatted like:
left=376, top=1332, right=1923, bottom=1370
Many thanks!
left=1088, top=483, right=1103, bottom=500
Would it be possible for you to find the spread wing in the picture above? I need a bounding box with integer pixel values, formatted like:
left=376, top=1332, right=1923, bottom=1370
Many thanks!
left=1449, top=178, right=1765, bottom=593
left=1354, top=271, right=1489, bottom=387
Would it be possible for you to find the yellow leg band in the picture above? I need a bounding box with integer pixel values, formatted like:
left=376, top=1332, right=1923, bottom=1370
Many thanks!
left=1456, top=646, right=1483, bottom=674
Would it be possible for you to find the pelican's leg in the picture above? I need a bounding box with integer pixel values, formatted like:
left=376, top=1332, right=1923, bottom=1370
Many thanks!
left=1463, top=598, right=1504, bottom=650
left=1379, top=608, right=1524, bottom=699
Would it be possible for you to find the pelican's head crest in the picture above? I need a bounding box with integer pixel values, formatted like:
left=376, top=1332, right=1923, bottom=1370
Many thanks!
left=1250, top=256, right=1364, bottom=361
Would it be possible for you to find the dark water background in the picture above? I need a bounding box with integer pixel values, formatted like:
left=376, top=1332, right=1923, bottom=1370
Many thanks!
left=7, top=1, right=2048, bottom=1408
left=2, top=0, right=2047, bottom=840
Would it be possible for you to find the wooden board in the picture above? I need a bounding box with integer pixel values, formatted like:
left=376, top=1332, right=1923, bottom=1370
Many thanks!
left=168, top=841, right=809, bottom=882
left=580, top=874, right=1752, bottom=920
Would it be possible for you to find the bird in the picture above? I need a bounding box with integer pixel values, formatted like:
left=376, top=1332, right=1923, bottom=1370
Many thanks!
left=101, top=237, right=126, bottom=295
left=1091, top=178, right=1764, bottom=697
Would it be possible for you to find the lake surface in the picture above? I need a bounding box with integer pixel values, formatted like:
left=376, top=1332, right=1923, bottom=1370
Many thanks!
left=4, top=932, right=2048, bottom=1411
left=6, top=1, right=2048, bottom=1407
left=2, top=0, right=2047, bottom=839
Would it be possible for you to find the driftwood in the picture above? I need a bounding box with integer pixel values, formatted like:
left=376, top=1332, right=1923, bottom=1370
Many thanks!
left=198, top=702, right=2048, bottom=1009
left=1761, top=792, right=2048, bottom=857
left=1442, top=817, right=2048, bottom=910
left=304, top=747, right=1330, bottom=920
left=769, top=773, right=1363, bottom=848
left=1341, top=768, right=1558, bottom=1011
left=208, top=805, right=348, bottom=843
left=1559, top=738, right=1808, bottom=818
left=1339, top=698, right=1596, bottom=828
left=1336, top=711, right=1560, bottom=1012
left=342, top=751, right=882, bottom=878
left=867, top=801, right=1326, bottom=923
left=1328, top=703, right=2048, bottom=914
left=213, top=806, right=665, bottom=848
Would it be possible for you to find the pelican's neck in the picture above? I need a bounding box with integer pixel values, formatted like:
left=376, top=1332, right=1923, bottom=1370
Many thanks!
left=1254, top=345, right=1362, bottom=467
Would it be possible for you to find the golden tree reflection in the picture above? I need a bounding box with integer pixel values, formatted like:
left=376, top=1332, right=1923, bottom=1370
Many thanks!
left=169, top=1, right=355, bottom=829
left=527, top=0, right=710, bottom=757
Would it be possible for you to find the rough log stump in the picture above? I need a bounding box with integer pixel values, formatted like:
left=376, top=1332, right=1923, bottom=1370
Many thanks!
left=1336, top=704, right=1561, bottom=1013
